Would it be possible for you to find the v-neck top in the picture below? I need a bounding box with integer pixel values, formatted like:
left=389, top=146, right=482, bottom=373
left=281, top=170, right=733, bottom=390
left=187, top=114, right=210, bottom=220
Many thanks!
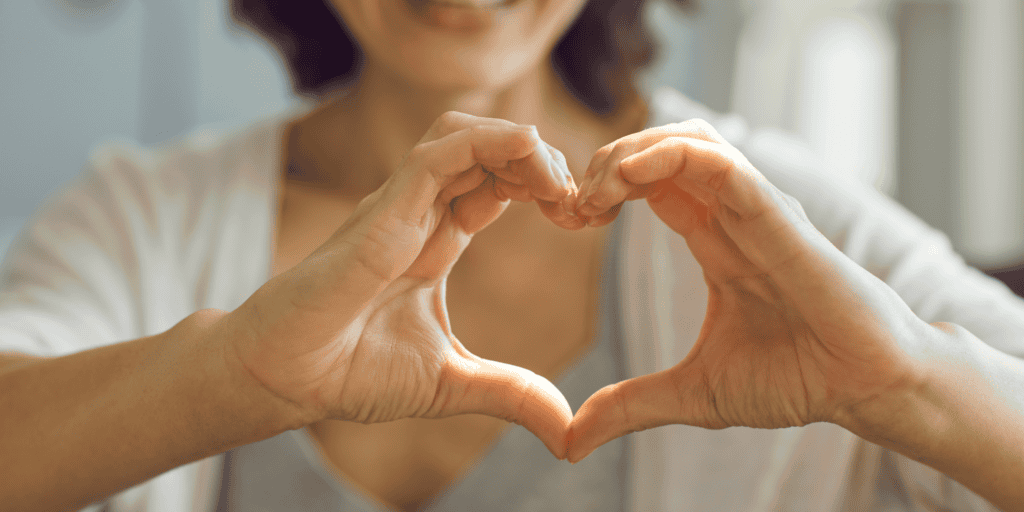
left=215, top=218, right=629, bottom=512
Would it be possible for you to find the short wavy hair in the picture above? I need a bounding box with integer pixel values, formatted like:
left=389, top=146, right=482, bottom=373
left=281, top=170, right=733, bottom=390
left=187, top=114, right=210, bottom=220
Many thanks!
left=231, top=0, right=693, bottom=116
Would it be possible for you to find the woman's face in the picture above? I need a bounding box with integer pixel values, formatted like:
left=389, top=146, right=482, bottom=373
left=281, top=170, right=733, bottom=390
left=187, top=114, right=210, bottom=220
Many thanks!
left=327, top=0, right=589, bottom=91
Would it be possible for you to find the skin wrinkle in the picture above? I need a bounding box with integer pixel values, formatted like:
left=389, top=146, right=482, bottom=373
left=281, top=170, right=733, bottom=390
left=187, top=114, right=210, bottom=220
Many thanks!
left=223, top=318, right=318, bottom=423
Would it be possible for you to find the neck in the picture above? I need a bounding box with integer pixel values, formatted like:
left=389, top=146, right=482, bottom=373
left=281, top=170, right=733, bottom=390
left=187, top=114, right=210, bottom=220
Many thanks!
left=286, top=61, right=612, bottom=195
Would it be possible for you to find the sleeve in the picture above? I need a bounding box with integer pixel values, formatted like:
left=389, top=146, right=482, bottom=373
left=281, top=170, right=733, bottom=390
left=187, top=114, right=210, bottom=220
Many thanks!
left=0, top=141, right=157, bottom=357
left=0, top=142, right=228, bottom=512
left=738, top=127, right=1017, bottom=512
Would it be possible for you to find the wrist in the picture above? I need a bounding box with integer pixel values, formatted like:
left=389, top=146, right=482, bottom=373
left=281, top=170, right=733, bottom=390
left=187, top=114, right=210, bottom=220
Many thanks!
left=833, top=322, right=1024, bottom=510
left=832, top=322, right=1000, bottom=464
left=831, top=322, right=955, bottom=457
left=178, top=309, right=315, bottom=436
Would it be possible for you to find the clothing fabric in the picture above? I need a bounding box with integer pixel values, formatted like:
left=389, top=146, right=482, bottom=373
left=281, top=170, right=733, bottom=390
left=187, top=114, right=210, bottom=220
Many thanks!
left=216, top=217, right=628, bottom=512
left=2, top=86, right=1022, bottom=511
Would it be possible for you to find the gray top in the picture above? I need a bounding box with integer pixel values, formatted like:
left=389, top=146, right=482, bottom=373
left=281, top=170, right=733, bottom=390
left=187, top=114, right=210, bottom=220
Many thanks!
left=216, top=218, right=629, bottom=512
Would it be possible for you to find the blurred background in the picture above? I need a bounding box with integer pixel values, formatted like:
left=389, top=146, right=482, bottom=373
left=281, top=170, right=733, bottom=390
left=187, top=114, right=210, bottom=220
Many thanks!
left=1, top=0, right=1023, bottom=283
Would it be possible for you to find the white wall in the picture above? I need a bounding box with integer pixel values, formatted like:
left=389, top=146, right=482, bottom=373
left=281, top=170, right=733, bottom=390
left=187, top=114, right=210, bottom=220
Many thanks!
left=894, top=0, right=1024, bottom=268
left=0, top=0, right=296, bottom=219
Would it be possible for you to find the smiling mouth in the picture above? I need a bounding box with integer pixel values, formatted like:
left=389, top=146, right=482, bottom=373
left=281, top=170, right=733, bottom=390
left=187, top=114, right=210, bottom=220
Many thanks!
left=413, top=0, right=515, bottom=10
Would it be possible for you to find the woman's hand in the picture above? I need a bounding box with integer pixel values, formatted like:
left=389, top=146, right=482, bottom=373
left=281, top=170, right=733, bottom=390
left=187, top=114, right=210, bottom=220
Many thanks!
left=221, top=112, right=579, bottom=459
left=567, top=120, right=935, bottom=461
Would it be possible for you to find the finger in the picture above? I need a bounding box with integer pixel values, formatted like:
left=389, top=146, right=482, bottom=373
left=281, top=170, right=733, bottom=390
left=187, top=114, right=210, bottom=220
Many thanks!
left=462, top=152, right=582, bottom=230
left=385, top=124, right=539, bottom=225
left=621, top=137, right=823, bottom=274
left=439, top=164, right=489, bottom=204
left=645, top=180, right=707, bottom=236
left=567, top=365, right=721, bottom=463
left=420, top=111, right=517, bottom=143
left=441, top=355, right=573, bottom=460
left=663, top=118, right=728, bottom=144
left=494, top=178, right=533, bottom=202
left=451, top=174, right=511, bottom=235
left=405, top=176, right=512, bottom=278
left=545, top=142, right=576, bottom=194
left=507, top=138, right=572, bottom=203
left=488, top=163, right=525, bottom=185
left=537, top=143, right=585, bottom=229
left=537, top=199, right=587, bottom=230
left=618, top=136, right=771, bottom=219
left=577, top=145, right=614, bottom=211
left=325, top=126, right=538, bottom=294
left=577, top=143, right=636, bottom=218
left=584, top=202, right=623, bottom=228
left=576, top=120, right=722, bottom=218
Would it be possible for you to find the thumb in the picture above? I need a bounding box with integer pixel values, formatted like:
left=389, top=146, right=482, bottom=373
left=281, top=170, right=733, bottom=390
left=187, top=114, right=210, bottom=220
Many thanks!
left=567, top=365, right=720, bottom=463
left=438, top=353, right=573, bottom=460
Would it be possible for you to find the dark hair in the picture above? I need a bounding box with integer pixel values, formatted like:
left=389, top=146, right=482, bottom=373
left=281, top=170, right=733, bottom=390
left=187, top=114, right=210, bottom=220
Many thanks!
left=231, top=0, right=693, bottom=116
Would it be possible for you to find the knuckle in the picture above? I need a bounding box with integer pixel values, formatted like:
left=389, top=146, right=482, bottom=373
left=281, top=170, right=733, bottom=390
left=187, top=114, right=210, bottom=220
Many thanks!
left=689, top=117, right=714, bottom=132
left=405, top=143, right=430, bottom=167
left=505, top=130, right=536, bottom=157
left=665, top=135, right=688, bottom=149
left=587, top=186, right=613, bottom=207
left=705, top=163, right=731, bottom=193
left=595, top=144, right=615, bottom=161
left=683, top=118, right=720, bottom=141
left=405, top=144, right=442, bottom=179
left=515, top=373, right=535, bottom=420
left=436, top=110, right=466, bottom=131
left=610, top=384, right=633, bottom=427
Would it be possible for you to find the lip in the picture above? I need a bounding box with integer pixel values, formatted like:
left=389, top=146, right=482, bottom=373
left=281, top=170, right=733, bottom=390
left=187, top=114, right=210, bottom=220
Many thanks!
left=404, top=0, right=518, bottom=31
left=426, top=0, right=510, bottom=7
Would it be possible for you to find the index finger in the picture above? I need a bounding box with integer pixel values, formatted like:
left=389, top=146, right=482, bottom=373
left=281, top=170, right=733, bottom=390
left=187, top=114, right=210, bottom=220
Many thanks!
left=618, top=136, right=771, bottom=220
left=420, top=111, right=518, bottom=143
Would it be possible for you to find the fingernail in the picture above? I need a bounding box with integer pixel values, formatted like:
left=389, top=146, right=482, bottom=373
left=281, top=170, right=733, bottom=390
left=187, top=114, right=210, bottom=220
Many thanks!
left=561, top=195, right=576, bottom=218
left=578, top=175, right=593, bottom=202
left=563, top=168, right=575, bottom=192
left=524, top=124, right=540, bottom=140
left=555, top=165, right=571, bottom=192
left=582, top=183, right=596, bottom=205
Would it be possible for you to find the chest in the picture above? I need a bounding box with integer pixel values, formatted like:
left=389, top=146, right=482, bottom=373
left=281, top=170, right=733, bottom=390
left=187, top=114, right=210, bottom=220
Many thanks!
left=272, top=181, right=609, bottom=511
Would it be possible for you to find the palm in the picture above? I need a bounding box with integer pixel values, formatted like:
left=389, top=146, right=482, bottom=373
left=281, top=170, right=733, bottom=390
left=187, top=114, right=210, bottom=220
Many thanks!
left=335, top=278, right=454, bottom=423
left=232, top=112, right=578, bottom=459
left=322, top=206, right=482, bottom=423
left=568, top=122, right=926, bottom=462
left=655, top=180, right=909, bottom=431
left=685, top=261, right=828, bottom=429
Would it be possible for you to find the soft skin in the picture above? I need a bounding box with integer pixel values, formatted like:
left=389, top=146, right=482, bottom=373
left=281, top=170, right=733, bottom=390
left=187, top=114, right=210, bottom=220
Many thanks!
left=566, top=120, right=1024, bottom=512
left=0, top=112, right=581, bottom=511
left=4, top=0, right=1024, bottom=508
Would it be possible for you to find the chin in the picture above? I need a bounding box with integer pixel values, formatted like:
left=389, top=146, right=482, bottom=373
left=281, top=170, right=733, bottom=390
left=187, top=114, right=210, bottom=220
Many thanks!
left=335, top=0, right=580, bottom=92
left=392, top=46, right=543, bottom=93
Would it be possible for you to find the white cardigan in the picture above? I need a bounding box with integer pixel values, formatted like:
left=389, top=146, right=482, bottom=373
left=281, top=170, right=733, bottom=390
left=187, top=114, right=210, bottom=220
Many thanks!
left=2, top=87, right=1021, bottom=511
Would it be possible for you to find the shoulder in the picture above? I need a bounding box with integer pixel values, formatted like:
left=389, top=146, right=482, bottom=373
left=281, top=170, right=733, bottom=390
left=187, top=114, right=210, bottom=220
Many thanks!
left=23, top=110, right=298, bottom=255
left=4, top=110, right=295, bottom=291
left=85, top=114, right=288, bottom=208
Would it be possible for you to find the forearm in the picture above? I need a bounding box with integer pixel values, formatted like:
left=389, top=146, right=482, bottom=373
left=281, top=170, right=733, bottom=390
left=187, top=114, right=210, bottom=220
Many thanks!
left=0, top=309, right=306, bottom=512
left=838, top=323, right=1024, bottom=512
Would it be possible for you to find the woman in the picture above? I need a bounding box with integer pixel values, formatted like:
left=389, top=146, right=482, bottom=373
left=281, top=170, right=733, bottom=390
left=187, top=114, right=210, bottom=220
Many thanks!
left=1, top=0, right=1022, bottom=509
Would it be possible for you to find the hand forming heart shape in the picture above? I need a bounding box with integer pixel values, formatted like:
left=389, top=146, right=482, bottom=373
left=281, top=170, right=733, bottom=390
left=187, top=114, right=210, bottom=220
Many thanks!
left=223, top=112, right=928, bottom=464
left=225, top=111, right=579, bottom=459
left=566, top=120, right=930, bottom=462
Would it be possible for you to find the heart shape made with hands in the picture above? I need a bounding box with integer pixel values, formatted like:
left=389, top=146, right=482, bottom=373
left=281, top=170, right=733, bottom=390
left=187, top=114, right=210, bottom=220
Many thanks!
left=240, top=113, right=921, bottom=468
